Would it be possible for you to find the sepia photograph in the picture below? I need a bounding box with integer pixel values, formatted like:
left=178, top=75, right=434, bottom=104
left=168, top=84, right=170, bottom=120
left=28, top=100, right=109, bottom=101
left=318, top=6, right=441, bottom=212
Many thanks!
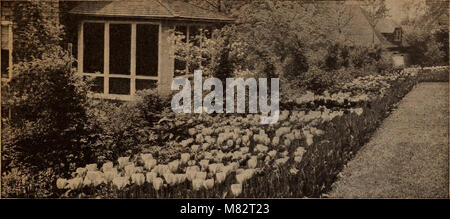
left=0, top=0, right=449, bottom=204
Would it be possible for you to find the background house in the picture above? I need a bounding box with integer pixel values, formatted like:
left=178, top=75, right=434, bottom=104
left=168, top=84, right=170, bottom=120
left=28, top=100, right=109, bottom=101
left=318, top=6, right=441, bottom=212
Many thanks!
left=316, top=1, right=409, bottom=68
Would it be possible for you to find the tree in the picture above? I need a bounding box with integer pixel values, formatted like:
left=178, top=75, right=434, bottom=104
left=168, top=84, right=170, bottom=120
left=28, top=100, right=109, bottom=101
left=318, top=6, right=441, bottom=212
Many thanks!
left=400, top=0, right=448, bottom=66
left=361, top=0, right=390, bottom=45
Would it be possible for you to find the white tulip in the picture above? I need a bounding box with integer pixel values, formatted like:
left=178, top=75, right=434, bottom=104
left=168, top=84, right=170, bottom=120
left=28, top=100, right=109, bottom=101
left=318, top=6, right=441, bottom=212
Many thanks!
left=231, top=184, right=242, bottom=197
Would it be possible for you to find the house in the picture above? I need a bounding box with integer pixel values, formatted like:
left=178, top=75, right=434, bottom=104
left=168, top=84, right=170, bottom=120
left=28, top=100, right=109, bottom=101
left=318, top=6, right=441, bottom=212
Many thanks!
left=66, top=0, right=233, bottom=100
left=0, top=0, right=233, bottom=101
left=316, top=2, right=409, bottom=68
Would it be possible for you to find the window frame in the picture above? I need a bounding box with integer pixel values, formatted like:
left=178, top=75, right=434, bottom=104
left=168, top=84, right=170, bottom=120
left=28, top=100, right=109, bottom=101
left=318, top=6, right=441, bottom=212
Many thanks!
left=1, top=21, right=13, bottom=82
left=78, top=20, right=161, bottom=101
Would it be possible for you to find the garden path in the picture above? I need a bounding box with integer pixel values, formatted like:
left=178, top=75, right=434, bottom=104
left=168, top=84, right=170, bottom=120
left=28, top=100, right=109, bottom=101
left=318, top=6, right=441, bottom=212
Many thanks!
left=328, top=83, right=449, bottom=198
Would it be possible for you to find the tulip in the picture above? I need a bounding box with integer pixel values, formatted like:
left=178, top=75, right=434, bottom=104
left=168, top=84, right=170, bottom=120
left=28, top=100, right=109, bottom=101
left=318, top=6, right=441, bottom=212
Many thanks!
left=268, top=150, right=277, bottom=158
left=144, top=159, right=157, bottom=170
left=203, top=179, right=214, bottom=190
left=153, top=177, right=164, bottom=191
left=93, top=177, right=105, bottom=187
left=186, top=170, right=197, bottom=182
left=86, top=171, right=102, bottom=180
left=56, top=178, right=68, bottom=190
left=101, top=162, right=114, bottom=172
left=186, top=165, right=200, bottom=173
left=242, top=135, right=250, bottom=146
left=247, top=157, right=258, bottom=169
left=187, top=160, right=197, bottom=166
left=163, top=173, right=177, bottom=186
left=306, top=135, right=314, bottom=146
left=255, top=144, right=268, bottom=153
left=272, top=137, right=280, bottom=146
left=75, top=167, right=87, bottom=177
left=192, top=179, right=204, bottom=191
left=118, top=157, right=130, bottom=169
left=86, top=164, right=98, bottom=172
left=191, top=145, right=200, bottom=153
left=199, top=160, right=209, bottom=170
left=236, top=173, right=246, bottom=184
left=284, top=139, right=291, bottom=147
left=68, top=177, right=83, bottom=190
left=146, top=172, right=157, bottom=184
left=240, top=147, right=249, bottom=153
left=124, top=164, right=138, bottom=176
left=104, top=169, right=118, bottom=182
left=208, top=163, right=218, bottom=175
left=195, top=171, right=207, bottom=181
left=231, top=184, right=242, bottom=197
left=175, top=174, right=187, bottom=184
left=131, top=173, right=146, bottom=186
left=158, top=165, right=171, bottom=175
left=216, top=172, right=227, bottom=184
left=113, top=176, right=129, bottom=190
left=83, top=177, right=93, bottom=187
left=168, top=160, right=180, bottom=173
left=275, top=157, right=289, bottom=166
left=141, top=153, right=154, bottom=162
left=227, top=139, right=234, bottom=147
left=180, top=153, right=190, bottom=164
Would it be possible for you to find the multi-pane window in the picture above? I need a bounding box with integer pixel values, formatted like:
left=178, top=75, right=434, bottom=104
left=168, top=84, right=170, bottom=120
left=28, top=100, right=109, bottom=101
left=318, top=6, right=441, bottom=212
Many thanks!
left=1, top=22, right=13, bottom=81
left=79, top=21, right=159, bottom=100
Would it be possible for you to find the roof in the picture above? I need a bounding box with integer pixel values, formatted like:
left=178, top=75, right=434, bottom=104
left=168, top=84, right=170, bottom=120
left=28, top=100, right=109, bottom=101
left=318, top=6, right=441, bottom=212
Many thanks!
left=69, top=0, right=234, bottom=22
left=314, top=1, right=402, bottom=48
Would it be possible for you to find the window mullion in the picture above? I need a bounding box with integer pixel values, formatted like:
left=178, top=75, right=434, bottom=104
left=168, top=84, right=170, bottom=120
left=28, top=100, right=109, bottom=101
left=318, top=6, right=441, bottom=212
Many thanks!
left=8, top=24, right=13, bottom=79
left=104, top=22, right=110, bottom=95
left=186, top=25, right=190, bottom=75
left=131, top=23, right=136, bottom=96
left=77, top=22, right=84, bottom=74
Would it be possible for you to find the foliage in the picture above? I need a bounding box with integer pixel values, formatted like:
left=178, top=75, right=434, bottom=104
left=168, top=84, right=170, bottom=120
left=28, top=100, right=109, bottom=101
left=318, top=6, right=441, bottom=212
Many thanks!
left=1, top=48, right=92, bottom=171
left=11, top=0, right=64, bottom=62
left=400, top=0, right=448, bottom=66
left=169, top=27, right=235, bottom=80
left=84, top=89, right=174, bottom=162
left=1, top=166, right=60, bottom=198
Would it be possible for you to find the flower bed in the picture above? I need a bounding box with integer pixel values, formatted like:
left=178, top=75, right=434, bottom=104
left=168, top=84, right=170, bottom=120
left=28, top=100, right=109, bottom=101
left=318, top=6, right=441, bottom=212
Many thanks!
left=56, top=67, right=446, bottom=198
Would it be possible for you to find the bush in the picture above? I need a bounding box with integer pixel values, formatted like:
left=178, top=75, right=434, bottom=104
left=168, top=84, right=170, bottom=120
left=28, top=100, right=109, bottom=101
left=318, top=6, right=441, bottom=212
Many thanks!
left=403, top=26, right=446, bottom=67
left=85, top=88, right=173, bottom=162
left=1, top=48, right=91, bottom=171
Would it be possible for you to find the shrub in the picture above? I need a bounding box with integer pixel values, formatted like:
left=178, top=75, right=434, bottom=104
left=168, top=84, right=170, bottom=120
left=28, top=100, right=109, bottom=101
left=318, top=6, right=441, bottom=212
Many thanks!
left=85, top=88, right=173, bottom=161
left=1, top=48, right=91, bottom=171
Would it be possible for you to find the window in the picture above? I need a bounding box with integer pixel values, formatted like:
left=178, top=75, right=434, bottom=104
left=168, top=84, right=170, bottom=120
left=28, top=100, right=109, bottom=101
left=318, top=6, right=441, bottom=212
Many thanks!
left=394, top=28, right=402, bottom=42
left=136, top=24, right=159, bottom=77
left=110, top=24, right=131, bottom=75
left=79, top=21, right=160, bottom=100
left=174, top=25, right=213, bottom=77
left=83, top=23, right=104, bottom=74
left=1, top=22, right=13, bottom=80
